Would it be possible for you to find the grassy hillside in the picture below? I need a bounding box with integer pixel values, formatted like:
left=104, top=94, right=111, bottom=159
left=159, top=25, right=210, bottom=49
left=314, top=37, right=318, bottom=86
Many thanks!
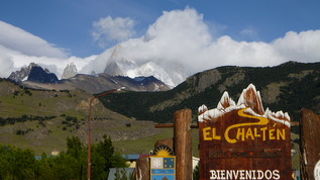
left=0, top=79, right=171, bottom=155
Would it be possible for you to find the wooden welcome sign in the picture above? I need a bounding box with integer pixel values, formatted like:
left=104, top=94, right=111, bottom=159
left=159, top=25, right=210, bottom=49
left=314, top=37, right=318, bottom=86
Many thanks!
left=198, top=84, right=292, bottom=180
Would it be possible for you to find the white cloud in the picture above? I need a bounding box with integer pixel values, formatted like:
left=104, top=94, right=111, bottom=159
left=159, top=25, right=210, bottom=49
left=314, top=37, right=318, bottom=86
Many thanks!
left=1, top=8, right=320, bottom=86
left=0, top=21, right=93, bottom=78
left=83, top=8, right=320, bottom=86
left=0, top=53, right=14, bottom=77
left=273, top=30, right=320, bottom=62
left=0, top=44, right=94, bottom=78
left=92, top=16, right=136, bottom=48
left=0, top=21, right=67, bottom=58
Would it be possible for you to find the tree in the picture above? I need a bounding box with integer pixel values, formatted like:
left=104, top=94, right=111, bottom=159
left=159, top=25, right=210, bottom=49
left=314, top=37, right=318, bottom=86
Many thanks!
left=92, top=135, right=127, bottom=180
left=0, top=145, right=36, bottom=179
left=66, top=136, right=86, bottom=180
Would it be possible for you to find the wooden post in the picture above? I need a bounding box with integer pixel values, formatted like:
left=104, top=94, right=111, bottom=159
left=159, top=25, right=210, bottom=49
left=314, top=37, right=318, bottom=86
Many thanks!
left=174, top=109, right=192, bottom=180
left=300, top=108, right=320, bottom=180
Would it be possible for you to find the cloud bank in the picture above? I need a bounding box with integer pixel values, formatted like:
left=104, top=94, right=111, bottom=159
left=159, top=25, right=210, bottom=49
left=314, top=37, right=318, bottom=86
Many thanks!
left=84, top=8, right=320, bottom=85
left=92, top=16, right=136, bottom=48
left=0, top=21, right=94, bottom=78
left=0, top=21, right=67, bottom=58
left=1, top=8, right=320, bottom=86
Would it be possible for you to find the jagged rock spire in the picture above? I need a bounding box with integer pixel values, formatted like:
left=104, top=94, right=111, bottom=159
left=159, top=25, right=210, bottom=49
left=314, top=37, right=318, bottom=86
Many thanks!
left=62, top=62, right=78, bottom=79
left=237, top=84, right=265, bottom=115
left=217, top=91, right=236, bottom=110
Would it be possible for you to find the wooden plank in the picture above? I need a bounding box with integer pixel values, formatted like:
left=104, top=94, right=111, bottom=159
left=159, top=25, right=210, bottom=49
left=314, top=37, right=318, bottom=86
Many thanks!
left=155, top=124, right=198, bottom=128
left=199, top=109, right=292, bottom=180
left=174, top=109, right=192, bottom=180
left=300, top=108, right=320, bottom=180
left=155, top=123, right=175, bottom=128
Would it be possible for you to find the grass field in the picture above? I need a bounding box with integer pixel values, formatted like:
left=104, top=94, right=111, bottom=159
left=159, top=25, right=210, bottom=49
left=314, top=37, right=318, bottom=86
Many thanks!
left=0, top=80, right=172, bottom=155
left=113, top=128, right=200, bottom=156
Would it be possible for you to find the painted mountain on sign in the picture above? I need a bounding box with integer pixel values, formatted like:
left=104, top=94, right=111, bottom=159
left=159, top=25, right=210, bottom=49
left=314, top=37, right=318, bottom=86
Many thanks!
left=198, top=84, right=291, bottom=127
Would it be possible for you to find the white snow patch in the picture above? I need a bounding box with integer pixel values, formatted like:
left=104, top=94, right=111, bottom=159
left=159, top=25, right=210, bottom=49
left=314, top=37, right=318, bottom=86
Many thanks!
left=22, top=76, right=28, bottom=81
left=153, top=84, right=160, bottom=91
left=198, top=104, right=208, bottom=114
left=198, top=104, right=245, bottom=122
left=111, top=79, right=119, bottom=84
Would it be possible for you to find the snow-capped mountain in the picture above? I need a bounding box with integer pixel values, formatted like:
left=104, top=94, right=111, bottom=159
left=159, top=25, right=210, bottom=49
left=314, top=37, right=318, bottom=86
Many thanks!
left=8, top=62, right=170, bottom=93
left=61, top=62, right=78, bottom=79
left=86, top=45, right=190, bottom=87
left=8, top=63, right=37, bottom=82
left=27, top=66, right=59, bottom=83
left=8, top=63, right=58, bottom=83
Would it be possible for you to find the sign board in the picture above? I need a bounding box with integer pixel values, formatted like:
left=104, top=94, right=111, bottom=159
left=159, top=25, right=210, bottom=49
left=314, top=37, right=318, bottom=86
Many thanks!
left=150, top=156, right=175, bottom=180
left=150, top=145, right=176, bottom=180
left=198, top=84, right=292, bottom=180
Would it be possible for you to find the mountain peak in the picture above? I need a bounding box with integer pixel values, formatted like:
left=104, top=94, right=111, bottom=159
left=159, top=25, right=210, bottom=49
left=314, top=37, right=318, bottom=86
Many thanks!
left=27, top=66, right=59, bottom=83
left=217, top=91, right=236, bottom=110
left=237, top=83, right=264, bottom=115
left=8, top=63, right=39, bottom=82
left=62, top=63, right=78, bottom=79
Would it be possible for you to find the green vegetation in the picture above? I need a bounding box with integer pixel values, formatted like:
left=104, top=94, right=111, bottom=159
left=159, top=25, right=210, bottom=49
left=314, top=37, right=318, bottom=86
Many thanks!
left=99, top=62, right=320, bottom=123
left=0, top=115, right=56, bottom=126
left=0, top=62, right=317, bottom=174
left=0, top=136, right=127, bottom=180
left=0, top=79, right=154, bottom=155
left=113, top=129, right=200, bottom=156
left=61, top=114, right=83, bottom=131
left=193, top=163, right=200, bottom=180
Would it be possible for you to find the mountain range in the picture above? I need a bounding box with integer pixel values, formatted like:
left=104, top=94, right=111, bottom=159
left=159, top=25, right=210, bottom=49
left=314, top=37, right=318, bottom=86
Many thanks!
left=0, top=60, right=318, bottom=160
left=81, top=45, right=190, bottom=87
left=97, top=61, right=320, bottom=126
left=8, top=63, right=170, bottom=93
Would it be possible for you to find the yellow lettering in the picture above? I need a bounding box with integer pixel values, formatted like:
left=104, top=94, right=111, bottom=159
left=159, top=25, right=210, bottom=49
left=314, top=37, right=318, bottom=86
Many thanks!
left=254, top=128, right=261, bottom=138
left=225, top=128, right=237, bottom=144
left=277, top=129, right=286, bottom=140
left=269, top=129, right=276, bottom=140
left=203, top=127, right=212, bottom=141
left=212, top=128, right=221, bottom=140
left=260, top=127, right=267, bottom=141
left=224, top=108, right=269, bottom=144
left=236, top=128, right=245, bottom=141
left=245, top=128, right=255, bottom=140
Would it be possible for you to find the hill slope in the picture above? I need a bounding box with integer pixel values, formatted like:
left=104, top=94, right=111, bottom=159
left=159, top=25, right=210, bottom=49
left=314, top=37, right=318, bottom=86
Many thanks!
left=98, top=61, right=320, bottom=123
left=0, top=79, right=163, bottom=154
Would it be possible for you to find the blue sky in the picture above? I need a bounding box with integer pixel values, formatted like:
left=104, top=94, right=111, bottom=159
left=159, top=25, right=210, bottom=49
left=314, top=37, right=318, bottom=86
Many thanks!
left=0, top=0, right=320, bottom=86
left=1, top=0, right=319, bottom=57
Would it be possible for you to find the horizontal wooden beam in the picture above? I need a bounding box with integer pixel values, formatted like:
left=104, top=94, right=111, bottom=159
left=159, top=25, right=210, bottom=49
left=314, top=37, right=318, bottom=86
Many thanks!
left=155, top=123, right=199, bottom=128
left=155, top=123, right=174, bottom=128
left=291, top=121, right=299, bottom=126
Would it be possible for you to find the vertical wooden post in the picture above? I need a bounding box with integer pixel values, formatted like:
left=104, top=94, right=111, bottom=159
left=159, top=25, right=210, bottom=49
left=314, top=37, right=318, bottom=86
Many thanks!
left=174, top=109, right=192, bottom=180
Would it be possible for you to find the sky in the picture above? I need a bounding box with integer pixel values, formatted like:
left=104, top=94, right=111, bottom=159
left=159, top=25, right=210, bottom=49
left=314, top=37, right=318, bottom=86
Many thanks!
left=1, top=0, right=319, bottom=57
left=0, top=0, right=320, bottom=85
